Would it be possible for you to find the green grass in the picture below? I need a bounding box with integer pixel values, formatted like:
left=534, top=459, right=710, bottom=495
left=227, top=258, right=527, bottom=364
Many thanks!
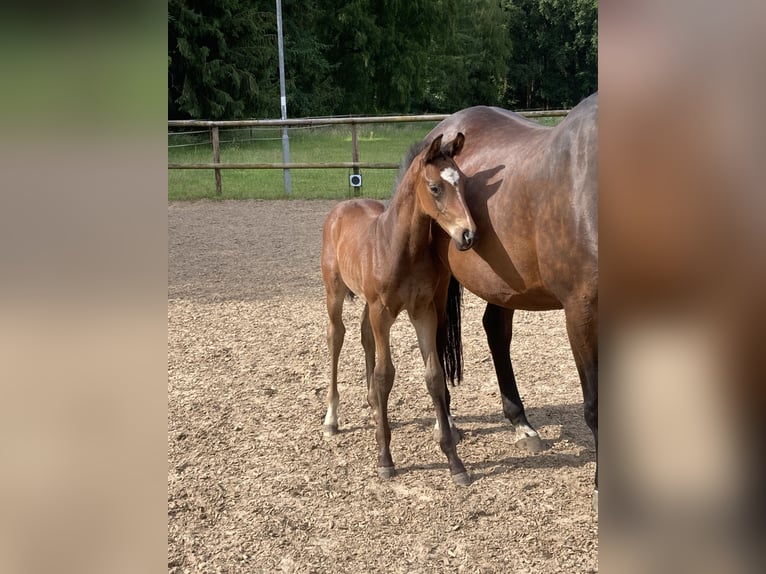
left=168, top=117, right=563, bottom=200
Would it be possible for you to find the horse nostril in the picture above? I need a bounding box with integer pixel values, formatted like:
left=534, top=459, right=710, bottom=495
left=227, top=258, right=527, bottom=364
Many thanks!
left=462, top=229, right=475, bottom=247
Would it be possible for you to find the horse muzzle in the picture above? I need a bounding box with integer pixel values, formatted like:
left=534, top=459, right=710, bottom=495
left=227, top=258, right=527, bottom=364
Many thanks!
left=455, top=228, right=475, bottom=251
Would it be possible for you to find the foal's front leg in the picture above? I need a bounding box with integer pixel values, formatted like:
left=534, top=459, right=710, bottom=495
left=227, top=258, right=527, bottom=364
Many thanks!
left=412, top=304, right=470, bottom=486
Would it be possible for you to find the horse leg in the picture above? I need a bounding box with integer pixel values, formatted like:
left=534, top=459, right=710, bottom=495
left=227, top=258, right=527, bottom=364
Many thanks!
left=367, top=303, right=397, bottom=478
left=483, top=304, right=543, bottom=453
left=432, top=385, right=460, bottom=445
left=434, top=286, right=461, bottom=444
left=322, top=283, right=347, bottom=437
left=360, top=303, right=377, bottom=421
left=412, top=304, right=470, bottom=486
left=564, top=293, right=598, bottom=497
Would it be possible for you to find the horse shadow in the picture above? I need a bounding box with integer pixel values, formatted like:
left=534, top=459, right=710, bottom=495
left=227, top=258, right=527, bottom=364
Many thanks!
left=392, top=402, right=595, bottom=480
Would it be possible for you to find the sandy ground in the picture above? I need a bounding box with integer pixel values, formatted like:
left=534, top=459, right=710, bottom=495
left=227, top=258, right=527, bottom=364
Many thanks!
left=168, top=199, right=597, bottom=573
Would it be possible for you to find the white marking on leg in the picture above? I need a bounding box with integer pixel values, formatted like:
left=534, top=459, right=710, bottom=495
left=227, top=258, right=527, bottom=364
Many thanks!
left=434, top=413, right=456, bottom=431
left=323, top=399, right=338, bottom=429
left=513, top=422, right=539, bottom=442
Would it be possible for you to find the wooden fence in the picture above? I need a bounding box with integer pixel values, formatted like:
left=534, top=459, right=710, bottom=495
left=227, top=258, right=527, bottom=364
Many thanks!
left=168, top=110, right=569, bottom=195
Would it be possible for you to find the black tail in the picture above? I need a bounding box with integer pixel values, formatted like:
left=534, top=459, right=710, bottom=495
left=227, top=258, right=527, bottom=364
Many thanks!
left=441, top=275, right=464, bottom=385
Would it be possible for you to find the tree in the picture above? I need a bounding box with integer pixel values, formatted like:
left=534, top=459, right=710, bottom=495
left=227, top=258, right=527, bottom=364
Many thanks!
left=503, top=0, right=597, bottom=109
left=316, top=0, right=454, bottom=113
left=368, top=0, right=443, bottom=112
left=422, top=0, right=512, bottom=112
left=168, top=0, right=278, bottom=119
left=314, top=0, right=381, bottom=114
left=167, top=0, right=598, bottom=119
left=282, top=0, right=342, bottom=117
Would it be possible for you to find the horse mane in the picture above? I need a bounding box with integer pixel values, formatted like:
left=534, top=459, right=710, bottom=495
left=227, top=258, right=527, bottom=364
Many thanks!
left=389, top=139, right=431, bottom=199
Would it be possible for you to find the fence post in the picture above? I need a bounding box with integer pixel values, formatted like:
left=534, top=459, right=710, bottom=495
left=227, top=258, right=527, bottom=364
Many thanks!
left=351, top=122, right=360, bottom=197
left=212, top=126, right=222, bottom=195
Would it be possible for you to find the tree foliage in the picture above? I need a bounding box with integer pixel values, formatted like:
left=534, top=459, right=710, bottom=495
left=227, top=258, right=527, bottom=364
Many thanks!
left=168, top=0, right=598, bottom=119
left=423, top=0, right=512, bottom=112
left=503, top=0, right=598, bottom=108
left=168, top=0, right=278, bottom=119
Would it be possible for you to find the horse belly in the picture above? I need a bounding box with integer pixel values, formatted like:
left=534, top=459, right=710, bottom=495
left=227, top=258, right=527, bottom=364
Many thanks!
left=447, top=246, right=562, bottom=311
left=325, top=200, right=382, bottom=299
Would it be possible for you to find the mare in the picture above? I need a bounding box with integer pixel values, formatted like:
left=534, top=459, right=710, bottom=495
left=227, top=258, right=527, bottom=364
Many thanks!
left=429, top=93, right=599, bottom=491
left=320, top=133, right=477, bottom=485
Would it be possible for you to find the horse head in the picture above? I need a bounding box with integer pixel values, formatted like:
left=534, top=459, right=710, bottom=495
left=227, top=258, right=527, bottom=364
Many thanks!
left=418, top=133, right=476, bottom=251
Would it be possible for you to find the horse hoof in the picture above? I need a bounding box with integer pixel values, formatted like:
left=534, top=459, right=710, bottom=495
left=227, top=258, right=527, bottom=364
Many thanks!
left=515, top=434, right=544, bottom=453
left=377, top=466, right=396, bottom=480
left=322, top=424, right=338, bottom=437
left=452, top=471, right=472, bottom=487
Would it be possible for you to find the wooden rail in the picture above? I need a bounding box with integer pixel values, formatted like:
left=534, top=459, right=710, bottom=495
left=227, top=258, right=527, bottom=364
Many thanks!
left=168, top=162, right=400, bottom=170
left=168, top=109, right=568, bottom=128
left=168, top=110, right=570, bottom=195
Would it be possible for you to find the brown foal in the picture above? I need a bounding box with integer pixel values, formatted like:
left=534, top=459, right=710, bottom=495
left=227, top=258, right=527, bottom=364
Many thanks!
left=320, top=133, right=476, bottom=485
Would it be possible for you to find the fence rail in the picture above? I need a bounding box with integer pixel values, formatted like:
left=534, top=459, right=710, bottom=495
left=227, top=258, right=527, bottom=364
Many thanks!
left=168, top=110, right=570, bottom=195
left=167, top=110, right=568, bottom=129
left=168, top=162, right=400, bottom=170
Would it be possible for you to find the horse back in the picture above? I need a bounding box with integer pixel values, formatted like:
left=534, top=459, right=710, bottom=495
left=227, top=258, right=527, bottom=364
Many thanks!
left=542, top=94, right=598, bottom=293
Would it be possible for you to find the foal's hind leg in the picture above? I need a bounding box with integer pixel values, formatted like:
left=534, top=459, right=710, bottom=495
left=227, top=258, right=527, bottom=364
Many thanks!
left=323, top=283, right=348, bottom=436
left=483, top=304, right=543, bottom=452
left=367, top=302, right=397, bottom=478
left=360, top=303, right=377, bottom=417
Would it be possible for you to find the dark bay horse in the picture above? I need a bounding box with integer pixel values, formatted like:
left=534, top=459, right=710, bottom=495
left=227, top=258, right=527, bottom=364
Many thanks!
left=320, top=133, right=477, bottom=485
left=428, top=93, right=598, bottom=492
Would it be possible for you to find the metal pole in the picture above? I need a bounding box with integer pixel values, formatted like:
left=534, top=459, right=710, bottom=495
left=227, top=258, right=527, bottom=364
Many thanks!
left=276, top=0, right=291, bottom=195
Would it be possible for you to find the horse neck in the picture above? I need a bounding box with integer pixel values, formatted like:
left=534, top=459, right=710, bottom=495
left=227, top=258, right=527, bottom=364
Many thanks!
left=378, top=167, right=431, bottom=258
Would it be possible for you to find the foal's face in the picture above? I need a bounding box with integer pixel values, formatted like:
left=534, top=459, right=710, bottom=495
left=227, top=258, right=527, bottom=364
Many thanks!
left=420, top=133, right=476, bottom=251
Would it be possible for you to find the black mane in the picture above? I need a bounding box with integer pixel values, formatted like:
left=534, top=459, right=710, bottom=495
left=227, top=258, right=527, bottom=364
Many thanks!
left=390, top=139, right=430, bottom=200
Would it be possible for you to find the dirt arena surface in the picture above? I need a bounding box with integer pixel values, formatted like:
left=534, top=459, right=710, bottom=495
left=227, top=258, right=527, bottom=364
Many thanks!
left=168, top=199, right=597, bottom=573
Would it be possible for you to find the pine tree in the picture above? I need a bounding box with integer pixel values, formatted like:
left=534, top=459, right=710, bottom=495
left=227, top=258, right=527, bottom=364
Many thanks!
left=168, top=0, right=278, bottom=119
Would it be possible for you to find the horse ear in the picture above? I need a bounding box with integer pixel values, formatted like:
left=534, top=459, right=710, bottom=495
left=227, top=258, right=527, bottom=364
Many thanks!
left=424, top=134, right=444, bottom=163
left=445, top=132, right=465, bottom=158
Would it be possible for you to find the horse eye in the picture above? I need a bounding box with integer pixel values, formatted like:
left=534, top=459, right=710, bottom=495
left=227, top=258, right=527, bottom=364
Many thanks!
left=429, top=184, right=441, bottom=196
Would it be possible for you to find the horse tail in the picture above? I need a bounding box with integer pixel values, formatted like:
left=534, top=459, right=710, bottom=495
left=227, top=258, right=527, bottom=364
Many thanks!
left=442, top=275, right=464, bottom=386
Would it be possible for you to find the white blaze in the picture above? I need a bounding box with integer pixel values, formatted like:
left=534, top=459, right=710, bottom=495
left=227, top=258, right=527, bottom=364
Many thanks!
left=440, top=167, right=460, bottom=186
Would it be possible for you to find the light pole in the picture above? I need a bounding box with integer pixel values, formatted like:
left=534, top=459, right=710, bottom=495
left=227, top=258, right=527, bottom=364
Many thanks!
left=276, top=0, right=292, bottom=194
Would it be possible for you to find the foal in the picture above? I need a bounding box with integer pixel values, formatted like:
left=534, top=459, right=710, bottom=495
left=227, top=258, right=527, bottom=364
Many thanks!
left=320, top=133, right=476, bottom=486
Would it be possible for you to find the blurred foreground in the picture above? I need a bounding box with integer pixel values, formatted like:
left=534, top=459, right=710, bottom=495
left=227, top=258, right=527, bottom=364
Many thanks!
left=601, top=1, right=766, bottom=572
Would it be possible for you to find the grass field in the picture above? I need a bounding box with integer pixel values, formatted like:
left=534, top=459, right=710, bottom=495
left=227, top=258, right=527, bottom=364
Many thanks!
left=168, top=116, right=562, bottom=200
